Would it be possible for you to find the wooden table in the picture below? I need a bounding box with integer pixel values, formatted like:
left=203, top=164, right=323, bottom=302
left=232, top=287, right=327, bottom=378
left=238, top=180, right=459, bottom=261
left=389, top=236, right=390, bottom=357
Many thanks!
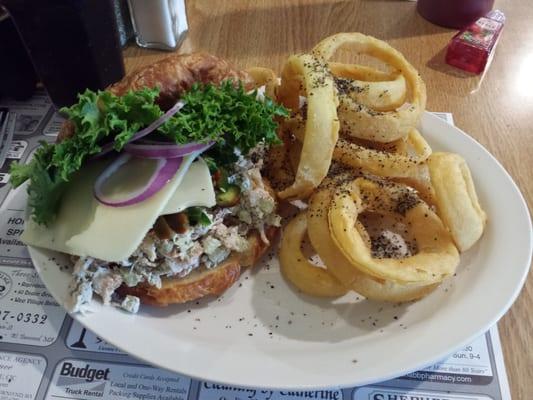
left=124, top=1, right=532, bottom=397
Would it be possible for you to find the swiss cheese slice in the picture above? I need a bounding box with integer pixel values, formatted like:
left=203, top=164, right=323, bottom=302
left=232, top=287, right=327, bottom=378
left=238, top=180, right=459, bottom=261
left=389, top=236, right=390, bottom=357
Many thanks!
left=161, top=158, right=215, bottom=215
left=22, top=153, right=198, bottom=262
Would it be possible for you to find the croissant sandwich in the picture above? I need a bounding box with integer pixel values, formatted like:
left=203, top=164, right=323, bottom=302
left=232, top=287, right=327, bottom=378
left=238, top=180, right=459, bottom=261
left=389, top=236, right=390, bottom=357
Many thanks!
left=11, top=53, right=287, bottom=313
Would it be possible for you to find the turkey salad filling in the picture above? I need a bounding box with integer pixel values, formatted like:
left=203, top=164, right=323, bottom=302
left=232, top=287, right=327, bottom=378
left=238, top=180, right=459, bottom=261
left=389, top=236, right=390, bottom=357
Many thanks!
left=68, top=150, right=280, bottom=314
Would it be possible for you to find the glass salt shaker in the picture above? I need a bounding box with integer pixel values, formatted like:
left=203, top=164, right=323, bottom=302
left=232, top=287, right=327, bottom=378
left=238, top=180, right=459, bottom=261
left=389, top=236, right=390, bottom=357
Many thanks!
left=127, top=0, right=188, bottom=51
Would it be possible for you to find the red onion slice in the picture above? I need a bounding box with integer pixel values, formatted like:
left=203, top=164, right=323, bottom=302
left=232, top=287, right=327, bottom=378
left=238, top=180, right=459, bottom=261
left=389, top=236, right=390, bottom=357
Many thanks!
left=94, top=153, right=183, bottom=207
left=96, top=100, right=186, bottom=158
left=124, top=141, right=214, bottom=159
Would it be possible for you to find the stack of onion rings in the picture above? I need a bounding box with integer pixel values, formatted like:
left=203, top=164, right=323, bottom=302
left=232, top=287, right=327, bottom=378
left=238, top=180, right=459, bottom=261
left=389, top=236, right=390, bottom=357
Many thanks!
left=270, top=33, right=486, bottom=303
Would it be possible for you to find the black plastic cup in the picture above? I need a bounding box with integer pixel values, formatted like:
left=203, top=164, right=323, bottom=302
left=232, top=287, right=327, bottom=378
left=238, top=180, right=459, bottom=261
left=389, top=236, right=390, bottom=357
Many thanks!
left=1, top=0, right=125, bottom=108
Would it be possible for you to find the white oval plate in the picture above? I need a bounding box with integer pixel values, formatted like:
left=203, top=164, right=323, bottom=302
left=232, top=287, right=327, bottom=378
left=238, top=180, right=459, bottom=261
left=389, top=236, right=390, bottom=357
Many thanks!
left=29, top=112, right=532, bottom=389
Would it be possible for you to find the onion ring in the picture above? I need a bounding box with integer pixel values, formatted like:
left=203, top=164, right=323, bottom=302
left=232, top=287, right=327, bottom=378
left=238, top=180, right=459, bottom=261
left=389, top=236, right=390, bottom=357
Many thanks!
left=286, top=115, right=431, bottom=179
left=427, top=152, right=487, bottom=251
left=328, top=177, right=459, bottom=284
left=329, top=63, right=407, bottom=111
left=279, top=212, right=349, bottom=297
left=332, top=128, right=431, bottom=178
left=277, top=54, right=340, bottom=199
left=312, top=33, right=427, bottom=143
left=287, top=136, right=302, bottom=175
left=283, top=106, right=433, bottom=181
left=307, top=188, right=439, bottom=301
left=297, top=120, right=431, bottom=161
left=263, top=128, right=296, bottom=191
left=246, top=66, right=278, bottom=99
left=328, top=62, right=398, bottom=81
left=392, top=163, right=437, bottom=207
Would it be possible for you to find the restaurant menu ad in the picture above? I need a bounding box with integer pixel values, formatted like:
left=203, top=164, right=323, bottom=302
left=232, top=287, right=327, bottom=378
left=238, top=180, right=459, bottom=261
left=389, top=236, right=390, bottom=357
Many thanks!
left=0, top=93, right=512, bottom=400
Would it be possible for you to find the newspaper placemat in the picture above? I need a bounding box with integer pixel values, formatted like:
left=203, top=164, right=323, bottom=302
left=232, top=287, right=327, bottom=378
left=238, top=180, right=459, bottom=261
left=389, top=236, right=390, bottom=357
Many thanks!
left=0, top=94, right=512, bottom=400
